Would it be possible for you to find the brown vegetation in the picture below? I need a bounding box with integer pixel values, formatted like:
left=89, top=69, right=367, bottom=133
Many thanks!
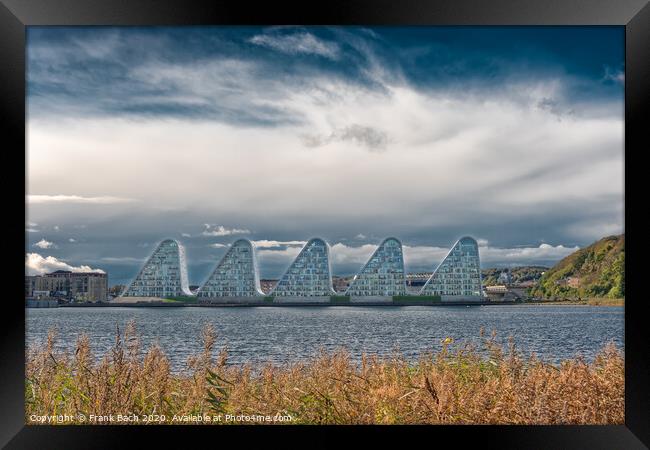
left=528, top=298, right=624, bottom=306
left=25, top=323, right=624, bottom=425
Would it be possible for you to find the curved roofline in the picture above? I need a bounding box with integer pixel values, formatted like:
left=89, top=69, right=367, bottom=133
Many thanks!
left=122, top=238, right=192, bottom=297
left=197, top=238, right=263, bottom=296
left=305, top=237, right=328, bottom=246
left=233, top=237, right=254, bottom=247
left=123, top=238, right=176, bottom=295
left=176, top=241, right=193, bottom=296
left=270, top=237, right=336, bottom=295
left=383, top=236, right=403, bottom=246
left=344, top=237, right=405, bottom=295
left=418, top=235, right=480, bottom=295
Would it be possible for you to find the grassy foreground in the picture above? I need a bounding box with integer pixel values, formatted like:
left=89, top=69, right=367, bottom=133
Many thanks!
left=529, top=298, right=624, bottom=306
left=584, top=297, right=624, bottom=306
left=25, top=323, right=623, bottom=425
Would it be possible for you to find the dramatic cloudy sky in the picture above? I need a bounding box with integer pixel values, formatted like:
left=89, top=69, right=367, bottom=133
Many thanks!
left=26, top=26, right=624, bottom=285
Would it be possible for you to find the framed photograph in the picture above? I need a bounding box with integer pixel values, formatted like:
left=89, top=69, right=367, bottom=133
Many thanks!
left=3, top=0, right=648, bottom=447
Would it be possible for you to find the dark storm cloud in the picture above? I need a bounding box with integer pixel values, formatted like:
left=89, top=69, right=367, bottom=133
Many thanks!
left=27, top=27, right=624, bottom=123
left=301, top=124, right=389, bottom=151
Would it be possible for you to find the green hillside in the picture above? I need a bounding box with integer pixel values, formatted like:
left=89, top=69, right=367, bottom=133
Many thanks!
left=529, top=234, right=624, bottom=300
left=481, top=266, right=548, bottom=286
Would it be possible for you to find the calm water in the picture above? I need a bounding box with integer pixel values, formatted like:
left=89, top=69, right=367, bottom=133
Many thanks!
left=26, top=305, right=624, bottom=372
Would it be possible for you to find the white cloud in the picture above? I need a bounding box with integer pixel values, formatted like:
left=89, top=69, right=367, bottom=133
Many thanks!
left=181, top=232, right=191, bottom=238
left=209, top=243, right=227, bottom=248
left=26, top=228, right=39, bottom=233
left=249, top=31, right=340, bottom=59
left=479, top=243, right=579, bottom=265
left=330, top=243, right=377, bottom=265
left=53, top=225, right=60, bottom=231
left=251, top=240, right=307, bottom=248
left=100, top=256, right=146, bottom=264
left=26, top=253, right=105, bottom=275
left=28, top=75, right=622, bottom=231
left=402, top=245, right=449, bottom=267
left=202, top=224, right=251, bottom=237
left=603, top=66, right=624, bottom=84
left=33, top=239, right=57, bottom=249
left=68, top=238, right=76, bottom=242
left=256, top=246, right=303, bottom=272
left=28, top=194, right=137, bottom=204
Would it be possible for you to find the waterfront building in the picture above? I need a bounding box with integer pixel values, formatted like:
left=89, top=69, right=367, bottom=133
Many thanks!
left=69, top=272, right=108, bottom=302
left=498, top=268, right=512, bottom=285
left=345, top=237, right=406, bottom=297
left=25, top=270, right=108, bottom=302
left=259, top=279, right=278, bottom=294
left=420, top=236, right=482, bottom=297
left=25, top=275, right=36, bottom=297
left=108, top=284, right=126, bottom=297
left=332, top=275, right=352, bottom=293
left=197, top=239, right=263, bottom=298
left=121, top=238, right=192, bottom=297
left=271, top=238, right=336, bottom=297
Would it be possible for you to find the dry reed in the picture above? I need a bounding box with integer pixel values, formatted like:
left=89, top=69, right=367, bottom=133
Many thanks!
left=25, top=322, right=624, bottom=425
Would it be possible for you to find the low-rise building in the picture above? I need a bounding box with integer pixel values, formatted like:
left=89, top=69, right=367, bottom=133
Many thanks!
left=485, top=285, right=521, bottom=302
left=259, top=279, right=278, bottom=295
left=26, top=270, right=108, bottom=302
left=25, top=276, right=37, bottom=297
left=332, top=276, right=352, bottom=293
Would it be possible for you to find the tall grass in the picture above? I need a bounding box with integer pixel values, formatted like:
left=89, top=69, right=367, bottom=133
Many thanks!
left=25, top=323, right=623, bottom=424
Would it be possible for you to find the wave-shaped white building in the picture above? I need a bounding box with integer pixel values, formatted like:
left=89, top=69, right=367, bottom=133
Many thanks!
left=121, top=238, right=192, bottom=297
left=420, top=236, right=482, bottom=297
left=120, top=235, right=482, bottom=300
left=345, top=237, right=406, bottom=297
left=197, top=238, right=263, bottom=298
left=271, top=238, right=336, bottom=297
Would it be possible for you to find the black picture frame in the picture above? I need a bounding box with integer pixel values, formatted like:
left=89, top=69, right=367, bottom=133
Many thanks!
left=2, top=0, right=648, bottom=447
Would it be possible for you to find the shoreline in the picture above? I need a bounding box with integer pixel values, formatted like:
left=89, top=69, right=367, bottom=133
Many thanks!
left=45, top=299, right=625, bottom=308
left=59, top=301, right=492, bottom=308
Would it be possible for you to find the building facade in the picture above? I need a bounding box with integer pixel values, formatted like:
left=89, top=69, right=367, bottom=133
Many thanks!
left=197, top=239, right=263, bottom=298
left=121, top=238, right=192, bottom=298
left=420, top=236, right=482, bottom=297
left=25, top=271, right=108, bottom=302
left=271, top=238, right=336, bottom=297
left=345, top=237, right=406, bottom=297
left=405, top=272, right=432, bottom=288
left=25, top=276, right=36, bottom=297
left=116, top=234, right=483, bottom=300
